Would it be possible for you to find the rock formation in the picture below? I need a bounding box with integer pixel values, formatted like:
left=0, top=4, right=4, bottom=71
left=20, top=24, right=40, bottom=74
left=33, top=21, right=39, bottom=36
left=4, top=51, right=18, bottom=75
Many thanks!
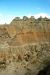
left=0, top=17, right=50, bottom=75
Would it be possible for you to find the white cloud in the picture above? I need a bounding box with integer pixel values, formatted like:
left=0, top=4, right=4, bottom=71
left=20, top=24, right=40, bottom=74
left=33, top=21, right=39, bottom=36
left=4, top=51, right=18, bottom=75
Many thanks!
left=23, top=13, right=50, bottom=19
left=34, top=13, right=50, bottom=19
left=27, top=13, right=32, bottom=18
left=0, top=14, right=15, bottom=24
left=0, top=13, right=50, bottom=24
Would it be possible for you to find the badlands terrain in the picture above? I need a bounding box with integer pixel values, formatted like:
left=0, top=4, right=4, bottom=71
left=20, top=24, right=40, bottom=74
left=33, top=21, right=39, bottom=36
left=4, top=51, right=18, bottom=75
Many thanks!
left=0, top=16, right=50, bottom=75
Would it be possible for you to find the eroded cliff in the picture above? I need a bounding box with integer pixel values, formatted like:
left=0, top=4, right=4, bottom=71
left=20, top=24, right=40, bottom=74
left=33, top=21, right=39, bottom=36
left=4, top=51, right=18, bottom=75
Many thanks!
left=0, top=17, right=50, bottom=75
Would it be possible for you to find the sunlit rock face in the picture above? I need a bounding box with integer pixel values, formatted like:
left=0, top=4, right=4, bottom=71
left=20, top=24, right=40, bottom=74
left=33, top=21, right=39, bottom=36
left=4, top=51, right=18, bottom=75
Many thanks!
left=0, top=17, right=50, bottom=75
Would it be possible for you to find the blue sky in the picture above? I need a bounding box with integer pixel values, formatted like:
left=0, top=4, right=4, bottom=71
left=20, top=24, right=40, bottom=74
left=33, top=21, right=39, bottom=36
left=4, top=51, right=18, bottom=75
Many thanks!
left=0, top=0, right=50, bottom=24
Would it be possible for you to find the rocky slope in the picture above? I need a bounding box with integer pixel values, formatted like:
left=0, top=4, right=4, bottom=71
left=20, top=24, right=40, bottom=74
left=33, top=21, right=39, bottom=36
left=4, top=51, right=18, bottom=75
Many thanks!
left=0, top=17, right=50, bottom=75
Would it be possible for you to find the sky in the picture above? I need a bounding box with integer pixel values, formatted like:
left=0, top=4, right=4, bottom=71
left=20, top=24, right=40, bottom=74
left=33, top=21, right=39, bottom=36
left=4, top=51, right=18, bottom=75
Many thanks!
left=0, top=0, right=50, bottom=24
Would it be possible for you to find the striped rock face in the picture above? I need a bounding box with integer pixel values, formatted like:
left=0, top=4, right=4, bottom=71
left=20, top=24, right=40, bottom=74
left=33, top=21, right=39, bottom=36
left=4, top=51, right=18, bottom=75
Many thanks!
left=0, top=19, right=50, bottom=75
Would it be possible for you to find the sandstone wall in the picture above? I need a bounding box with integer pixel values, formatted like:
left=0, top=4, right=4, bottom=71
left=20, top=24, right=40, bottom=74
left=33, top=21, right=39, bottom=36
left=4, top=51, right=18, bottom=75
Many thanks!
left=0, top=19, right=50, bottom=75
